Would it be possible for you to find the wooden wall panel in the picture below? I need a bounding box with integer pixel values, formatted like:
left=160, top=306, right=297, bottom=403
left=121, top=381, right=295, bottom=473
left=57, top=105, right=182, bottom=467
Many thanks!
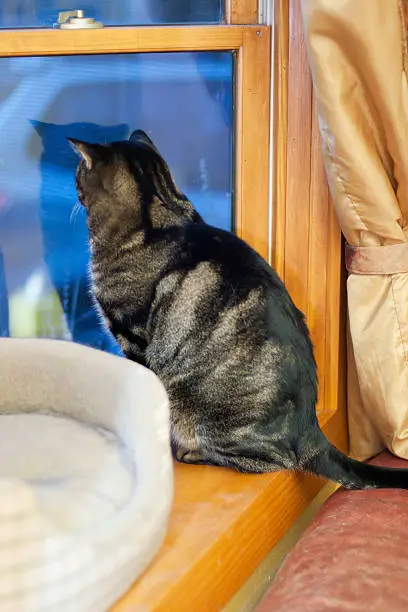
left=235, top=27, right=271, bottom=260
left=283, top=0, right=312, bottom=316
left=273, top=0, right=345, bottom=428
left=308, top=94, right=330, bottom=416
left=272, top=0, right=289, bottom=279
left=226, top=0, right=259, bottom=24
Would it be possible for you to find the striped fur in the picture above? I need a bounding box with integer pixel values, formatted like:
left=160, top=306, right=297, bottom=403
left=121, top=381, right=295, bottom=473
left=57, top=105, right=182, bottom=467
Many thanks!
left=69, top=129, right=408, bottom=489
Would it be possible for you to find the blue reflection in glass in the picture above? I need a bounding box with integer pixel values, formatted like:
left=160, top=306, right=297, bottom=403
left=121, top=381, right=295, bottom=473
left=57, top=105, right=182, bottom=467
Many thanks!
left=0, top=52, right=233, bottom=353
left=0, top=0, right=223, bottom=28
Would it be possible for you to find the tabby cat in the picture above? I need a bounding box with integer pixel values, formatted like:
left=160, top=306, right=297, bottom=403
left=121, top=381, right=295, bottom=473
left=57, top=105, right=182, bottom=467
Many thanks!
left=70, top=129, right=408, bottom=489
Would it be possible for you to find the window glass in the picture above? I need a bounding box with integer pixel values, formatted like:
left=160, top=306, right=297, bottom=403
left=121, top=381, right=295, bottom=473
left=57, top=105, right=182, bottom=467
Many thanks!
left=0, top=52, right=233, bottom=352
left=0, top=0, right=224, bottom=28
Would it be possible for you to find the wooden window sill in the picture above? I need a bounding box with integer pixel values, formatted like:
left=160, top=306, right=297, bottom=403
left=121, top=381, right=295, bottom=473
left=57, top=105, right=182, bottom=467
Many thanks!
left=112, top=410, right=347, bottom=612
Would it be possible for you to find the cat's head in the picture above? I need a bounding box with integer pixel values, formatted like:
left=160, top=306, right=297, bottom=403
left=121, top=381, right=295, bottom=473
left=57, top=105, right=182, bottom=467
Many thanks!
left=69, top=129, right=197, bottom=230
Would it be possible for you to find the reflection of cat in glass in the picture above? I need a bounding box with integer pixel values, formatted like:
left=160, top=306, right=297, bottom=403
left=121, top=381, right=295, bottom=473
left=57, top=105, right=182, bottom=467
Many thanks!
left=32, top=120, right=128, bottom=353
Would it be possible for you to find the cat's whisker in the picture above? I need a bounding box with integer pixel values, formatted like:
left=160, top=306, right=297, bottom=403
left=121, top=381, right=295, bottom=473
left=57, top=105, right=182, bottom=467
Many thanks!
left=69, top=201, right=82, bottom=225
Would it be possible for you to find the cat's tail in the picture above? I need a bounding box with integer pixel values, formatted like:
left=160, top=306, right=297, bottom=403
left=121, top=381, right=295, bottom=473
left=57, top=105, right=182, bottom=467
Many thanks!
left=303, top=428, right=408, bottom=490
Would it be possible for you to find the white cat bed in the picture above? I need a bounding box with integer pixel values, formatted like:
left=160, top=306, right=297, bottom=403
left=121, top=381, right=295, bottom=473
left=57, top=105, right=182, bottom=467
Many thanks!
left=0, top=338, right=173, bottom=612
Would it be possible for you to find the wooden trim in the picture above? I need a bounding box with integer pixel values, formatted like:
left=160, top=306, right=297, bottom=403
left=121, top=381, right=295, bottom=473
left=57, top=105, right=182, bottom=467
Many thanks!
left=309, top=93, right=330, bottom=417
left=235, top=27, right=271, bottom=260
left=226, top=0, right=259, bottom=24
left=283, top=0, right=312, bottom=316
left=0, top=25, right=246, bottom=56
left=272, top=0, right=289, bottom=279
left=323, top=197, right=342, bottom=420
left=272, top=0, right=343, bottom=426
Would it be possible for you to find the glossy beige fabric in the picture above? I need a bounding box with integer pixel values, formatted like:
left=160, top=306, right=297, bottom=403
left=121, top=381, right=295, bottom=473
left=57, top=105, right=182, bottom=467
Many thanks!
left=301, top=0, right=408, bottom=459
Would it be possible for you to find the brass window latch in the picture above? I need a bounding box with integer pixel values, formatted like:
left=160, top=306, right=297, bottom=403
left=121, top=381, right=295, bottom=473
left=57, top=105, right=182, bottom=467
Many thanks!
left=54, top=10, right=104, bottom=29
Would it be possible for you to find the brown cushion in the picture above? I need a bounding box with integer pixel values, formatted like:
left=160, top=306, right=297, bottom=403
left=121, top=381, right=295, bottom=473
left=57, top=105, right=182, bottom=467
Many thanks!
left=256, top=452, right=408, bottom=612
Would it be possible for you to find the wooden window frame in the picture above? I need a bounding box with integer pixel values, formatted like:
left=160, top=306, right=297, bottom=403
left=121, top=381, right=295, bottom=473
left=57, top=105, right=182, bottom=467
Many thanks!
left=226, top=0, right=259, bottom=24
left=0, top=4, right=347, bottom=609
left=0, top=25, right=271, bottom=262
left=273, top=0, right=343, bottom=430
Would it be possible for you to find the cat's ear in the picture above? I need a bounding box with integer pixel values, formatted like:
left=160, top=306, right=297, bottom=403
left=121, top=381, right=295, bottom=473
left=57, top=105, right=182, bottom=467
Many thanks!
left=67, top=138, right=102, bottom=170
left=129, top=129, right=155, bottom=148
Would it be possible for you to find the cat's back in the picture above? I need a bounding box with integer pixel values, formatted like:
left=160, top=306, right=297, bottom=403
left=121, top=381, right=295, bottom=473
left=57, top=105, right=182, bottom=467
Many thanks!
left=176, top=222, right=280, bottom=289
left=147, top=222, right=314, bottom=418
left=183, top=224, right=314, bottom=347
left=148, top=223, right=310, bottom=371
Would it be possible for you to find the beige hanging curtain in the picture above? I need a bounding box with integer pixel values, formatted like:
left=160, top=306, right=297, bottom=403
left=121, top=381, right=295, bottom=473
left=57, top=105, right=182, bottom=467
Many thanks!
left=300, top=0, right=408, bottom=460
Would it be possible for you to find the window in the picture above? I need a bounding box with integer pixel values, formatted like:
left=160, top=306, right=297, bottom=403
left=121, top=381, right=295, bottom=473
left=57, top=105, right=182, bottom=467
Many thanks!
left=0, top=52, right=233, bottom=348
left=0, top=0, right=224, bottom=28
left=0, top=5, right=270, bottom=353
